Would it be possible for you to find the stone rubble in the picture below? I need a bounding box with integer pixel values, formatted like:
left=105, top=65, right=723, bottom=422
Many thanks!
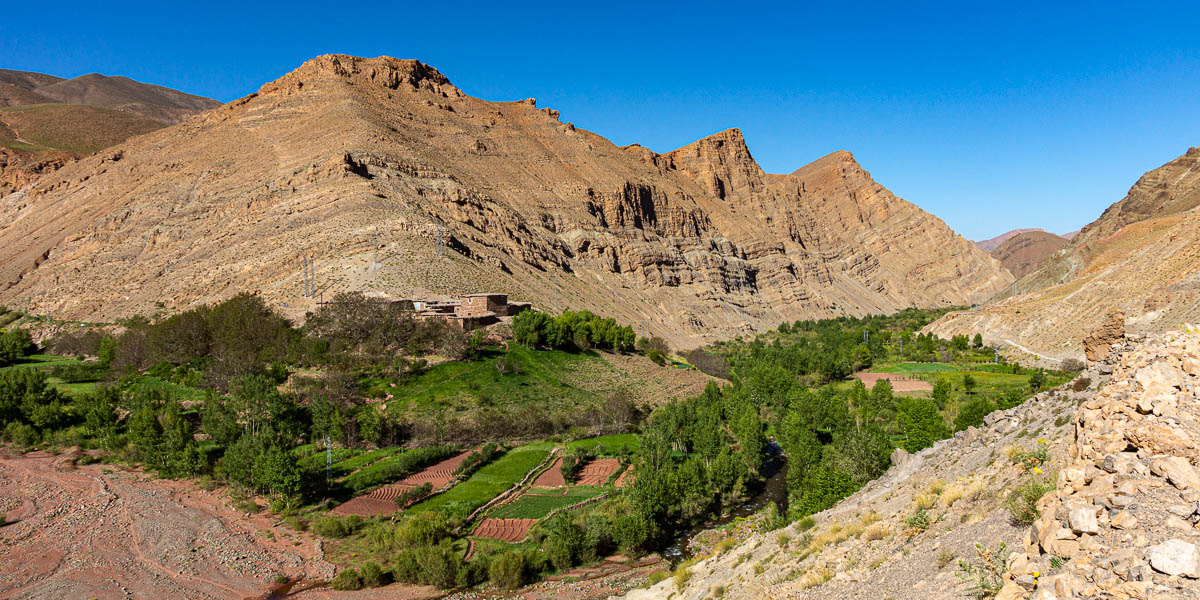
left=999, top=329, right=1200, bottom=599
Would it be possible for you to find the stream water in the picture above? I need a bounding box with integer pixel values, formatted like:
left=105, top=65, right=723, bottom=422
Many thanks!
left=660, top=442, right=788, bottom=564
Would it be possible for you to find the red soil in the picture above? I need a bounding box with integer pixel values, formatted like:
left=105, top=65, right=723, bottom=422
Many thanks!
left=531, top=457, right=565, bottom=488
left=575, top=458, right=621, bottom=486
left=853, top=372, right=933, bottom=392
left=0, top=449, right=337, bottom=599
left=332, top=450, right=474, bottom=517
left=614, top=466, right=634, bottom=488
left=472, top=518, right=539, bottom=543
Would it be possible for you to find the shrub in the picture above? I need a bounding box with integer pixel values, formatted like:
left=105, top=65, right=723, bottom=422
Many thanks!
left=311, top=514, right=363, bottom=538
left=394, top=482, right=434, bottom=508
left=360, top=562, right=387, bottom=588
left=330, top=568, right=363, bottom=591
left=488, top=551, right=527, bottom=590
left=1060, top=358, right=1084, bottom=373
left=1004, top=475, right=1055, bottom=525
left=904, top=509, right=931, bottom=534
left=1071, top=377, right=1091, bottom=392
left=393, top=540, right=468, bottom=588
left=956, top=542, right=1009, bottom=599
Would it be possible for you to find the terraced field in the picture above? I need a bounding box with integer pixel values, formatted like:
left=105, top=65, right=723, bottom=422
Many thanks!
left=488, top=486, right=606, bottom=519
left=410, top=443, right=553, bottom=516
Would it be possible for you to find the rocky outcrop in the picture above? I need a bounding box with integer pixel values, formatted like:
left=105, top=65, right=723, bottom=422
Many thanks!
left=1083, top=311, right=1126, bottom=363
left=997, top=329, right=1200, bottom=600
left=0, top=55, right=1010, bottom=347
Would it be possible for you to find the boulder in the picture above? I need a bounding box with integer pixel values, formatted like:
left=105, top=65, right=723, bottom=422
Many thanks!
left=1150, top=456, right=1200, bottom=491
left=1083, top=311, right=1125, bottom=362
left=1146, top=539, right=1200, bottom=578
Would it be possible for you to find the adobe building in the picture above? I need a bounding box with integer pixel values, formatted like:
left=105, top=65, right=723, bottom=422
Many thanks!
left=409, top=292, right=531, bottom=331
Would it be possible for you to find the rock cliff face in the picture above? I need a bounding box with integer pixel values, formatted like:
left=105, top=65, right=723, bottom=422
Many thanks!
left=0, top=55, right=1010, bottom=347
left=928, top=148, right=1200, bottom=360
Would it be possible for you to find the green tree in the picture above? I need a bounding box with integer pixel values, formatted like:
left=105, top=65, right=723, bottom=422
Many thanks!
left=931, top=378, right=952, bottom=409
left=962, top=373, right=976, bottom=394
left=972, top=333, right=983, bottom=349
left=897, top=397, right=950, bottom=453
left=954, top=397, right=996, bottom=431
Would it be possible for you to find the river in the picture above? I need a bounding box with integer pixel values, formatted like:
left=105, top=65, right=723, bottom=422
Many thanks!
left=660, top=441, right=788, bottom=564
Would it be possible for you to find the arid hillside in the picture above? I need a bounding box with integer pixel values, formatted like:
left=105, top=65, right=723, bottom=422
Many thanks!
left=928, top=147, right=1200, bottom=360
left=0, top=55, right=1011, bottom=348
left=989, top=230, right=1070, bottom=278
left=976, top=228, right=1045, bottom=253
left=0, top=68, right=219, bottom=194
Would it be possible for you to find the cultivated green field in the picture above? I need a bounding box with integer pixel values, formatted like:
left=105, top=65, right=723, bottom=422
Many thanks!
left=410, top=442, right=553, bottom=516
left=488, top=486, right=607, bottom=519
left=566, top=433, right=641, bottom=456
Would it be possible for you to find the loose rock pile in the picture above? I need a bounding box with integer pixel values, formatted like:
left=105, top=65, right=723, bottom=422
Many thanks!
left=999, top=329, right=1200, bottom=599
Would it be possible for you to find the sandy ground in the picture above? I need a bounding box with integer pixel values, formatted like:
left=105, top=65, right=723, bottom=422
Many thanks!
left=853, top=372, right=933, bottom=392
left=0, top=449, right=336, bottom=600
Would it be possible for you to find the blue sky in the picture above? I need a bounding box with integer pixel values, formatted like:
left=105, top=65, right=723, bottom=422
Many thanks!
left=4, top=1, right=1198, bottom=240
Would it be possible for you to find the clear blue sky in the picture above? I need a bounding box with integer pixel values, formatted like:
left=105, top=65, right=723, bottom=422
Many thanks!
left=4, top=1, right=1198, bottom=240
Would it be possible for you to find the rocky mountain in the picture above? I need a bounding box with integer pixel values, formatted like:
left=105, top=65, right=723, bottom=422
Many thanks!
left=0, top=55, right=1011, bottom=348
left=928, top=148, right=1200, bottom=361
left=0, top=68, right=219, bottom=194
left=990, top=230, right=1070, bottom=278
left=977, top=228, right=1046, bottom=253
left=624, top=329, right=1200, bottom=600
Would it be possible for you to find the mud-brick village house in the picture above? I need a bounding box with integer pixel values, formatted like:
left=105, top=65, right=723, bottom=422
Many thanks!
left=403, top=293, right=531, bottom=331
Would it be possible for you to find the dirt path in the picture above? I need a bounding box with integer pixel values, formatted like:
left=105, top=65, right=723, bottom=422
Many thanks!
left=0, top=450, right=336, bottom=599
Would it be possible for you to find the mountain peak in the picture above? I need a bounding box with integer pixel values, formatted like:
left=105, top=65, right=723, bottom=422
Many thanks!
left=263, top=55, right=456, bottom=97
left=787, top=150, right=867, bottom=184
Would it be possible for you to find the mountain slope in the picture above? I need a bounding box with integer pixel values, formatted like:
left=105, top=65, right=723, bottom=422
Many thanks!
left=0, top=68, right=219, bottom=194
left=927, top=147, right=1200, bottom=360
left=989, top=230, right=1069, bottom=278
left=0, top=69, right=219, bottom=124
left=0, top=55, right=1011, bottom=348
left=976, top=227, right=1044, bottom=253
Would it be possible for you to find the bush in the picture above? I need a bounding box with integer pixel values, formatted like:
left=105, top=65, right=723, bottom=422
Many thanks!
left=956, top=542, right=1009, bottom=599
left=311, top=514, right=363, bottom=538
left=904, top=509, right=931, bottom=533
left=1060, top=358, right=1084, bottom=373
left=0, top=329, right=35, bottom=366
left=330, top=568, right=363, bottom=591
left=360, top=561, right=388, bottom=588
left=488, top=551, right=528, bottom=590
left=1005, top=474, right=1055, bottom=525
left=1071, top=377, right=1091, bottom=392
left=393, top=540, right=468, bottom=588
left=394, top=482, right=434, bottom=508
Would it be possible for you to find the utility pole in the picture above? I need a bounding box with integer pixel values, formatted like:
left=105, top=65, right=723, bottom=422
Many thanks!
left=436, top=223, right=445, bottom=258
left=371, top=227, right=379, bottom=271
left=325, top=435, right=332, bottom=488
